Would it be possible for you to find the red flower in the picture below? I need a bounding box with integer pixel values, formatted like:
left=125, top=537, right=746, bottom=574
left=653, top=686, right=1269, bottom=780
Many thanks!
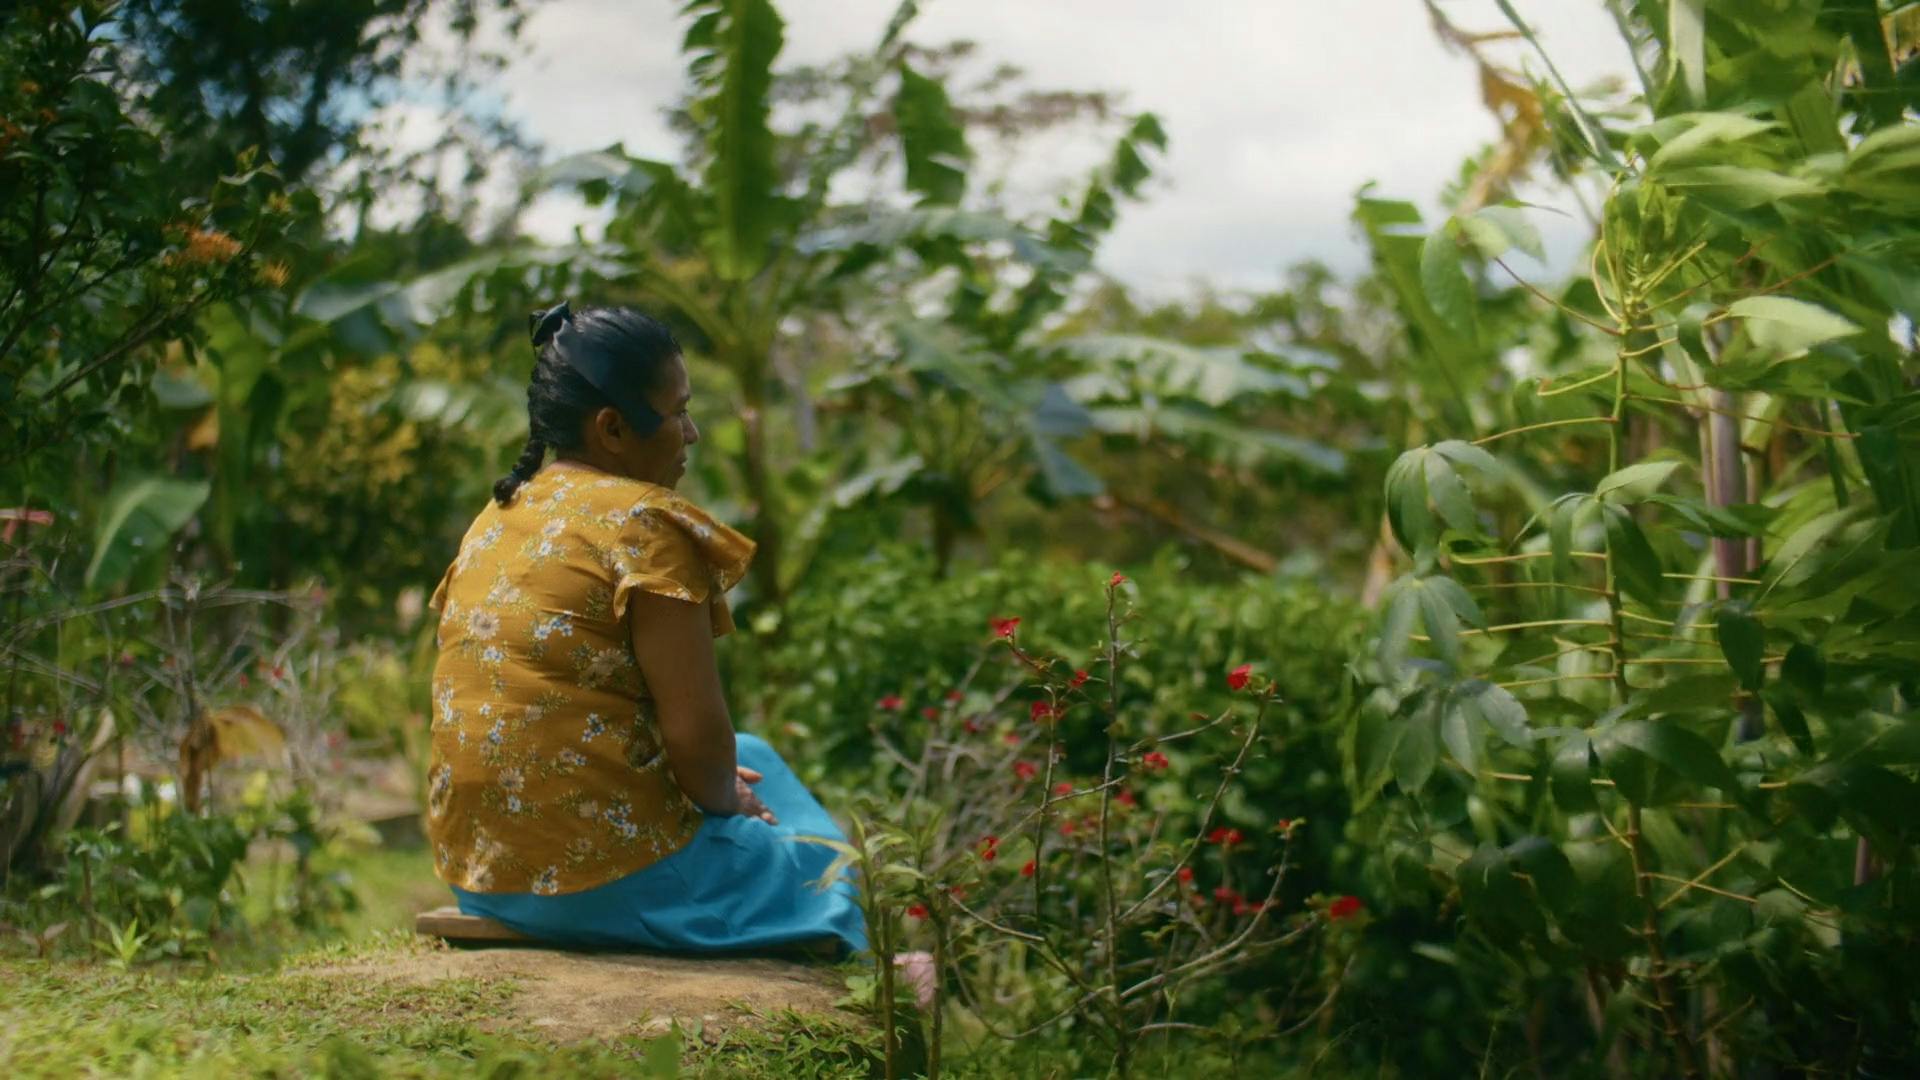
left=1059, top=819, right=1078, bottom=837
left=1109, top=571, right=1127, bottom=587
left=1030, top=700, right=1058, bottom=723
left=1328, top=895, right=1364, bottom=921
left=1139, top=751, right=1170, bottom=772
left=1052, top=781, right=1073, bottom=796
left=116, top=652, right=134, bottom=668
left=237, top=673, right=250, bottom=689
left=877, top=694, right=904, bottom=711
left=1021, top=859, right=1036, bottom=878
left=1068, top=669, right=1089, bottom=689
left=1177, top=866, right=1195, bottom=884
left=945, top=689, right=964, bottom=702
left=271, top=664, right=286, bottom=680
left=1207, top=827, right=1244, bottom=846
left=1002, top=732, right=1022, bottom=747
left=1233, top=898, right=1265, bottom=917
left=1115, top=788, right=1137, bottom=808
left=948, top=884, right=967, bottom=899
left=51, top=720, right=67, bottom=737
left=978, top=835, right=999, bottom=861
left=1213, top=886, right=1240, bottom=906
left=1013, top=761, right=1038, bottom=781
left=964, top=718, right=985, bottom=734
left=906, top=904, right=929, bottom=919
left=1226, top=663, right=1253, bottom=691
left=920, top=706, right=939, bottom=720
left=1276, top=818, right=1291, bottom=831
left=991, top=617, right=1021, bottom=639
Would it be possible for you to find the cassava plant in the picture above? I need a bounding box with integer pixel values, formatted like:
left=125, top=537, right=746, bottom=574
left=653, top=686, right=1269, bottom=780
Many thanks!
left=1353, top=2, right=1918, bottom=1075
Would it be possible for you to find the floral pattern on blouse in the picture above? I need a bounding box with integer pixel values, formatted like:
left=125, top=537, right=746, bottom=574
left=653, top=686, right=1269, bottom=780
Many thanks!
left=425, top=464, right=756, bottom=895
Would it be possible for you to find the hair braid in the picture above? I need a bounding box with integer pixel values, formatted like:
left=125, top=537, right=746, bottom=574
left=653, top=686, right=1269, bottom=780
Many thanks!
left=492, top=435, right=546, bottom=505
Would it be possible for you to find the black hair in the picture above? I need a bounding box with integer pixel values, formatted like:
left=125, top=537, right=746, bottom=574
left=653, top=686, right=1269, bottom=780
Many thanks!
left=492, top=303, right=682, bottom=505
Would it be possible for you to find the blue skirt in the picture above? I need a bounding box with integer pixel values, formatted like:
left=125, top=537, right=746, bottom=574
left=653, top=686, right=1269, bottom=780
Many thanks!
left=452, top=733, right=867, bottom=955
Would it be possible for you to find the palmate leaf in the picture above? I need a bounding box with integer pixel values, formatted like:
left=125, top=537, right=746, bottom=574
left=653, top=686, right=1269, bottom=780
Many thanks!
left=1419, top=222, right=1477, bottom=340
left=1598, top=720, right=1742, bottom=804
left=1727, top=296, right=1860, bottom=356
left=1668, top=0, right=1707, bottom=104
left=1595, top=459, right=1684, bottom=504
left=1384, top=442, right=1493, bottom=555
left=1601, top=504, right=1664, bottom=607
left=1716, top=606, right=1766, bottom=690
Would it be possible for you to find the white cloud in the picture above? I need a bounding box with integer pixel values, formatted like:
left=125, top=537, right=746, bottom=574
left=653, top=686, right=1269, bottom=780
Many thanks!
left=485, top=0, right=1634, bottom=296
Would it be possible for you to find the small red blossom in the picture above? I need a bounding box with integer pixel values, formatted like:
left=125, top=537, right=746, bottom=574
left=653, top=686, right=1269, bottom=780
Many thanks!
left=116, top=652, right=135, bottom=668
left=1052, top=781, right=1073, bottom=796
left=1189, top=892, right=1207, bottom=910
left=1213, top=886, right=1240, bottom=906
left=978, top=835, right=999, bottom=861
left=1002, top=731, right=1022, bottom=747
left=271, top=664, right=286, bottom=680
left=964, top=717, right=985, bottom=734
left=1207, top=827, right=1245, bottom=846
left=1139, top=751, right=1170, bottom=772
left=991, top=616, right=1021, bottom=639
left=1177, top=866, right=1195, bottom=884
left=1030, top=700, right=1058, bottom=722
left=1109, top=571, right=1126, bottom=587
left=1021, top=859, right=1036, bottom=878
left=1115, top=788, right=1137, bottom=808
left=1328, top=895, right=1364, bottom=921
left=945, top=689, right=964, bottom=702
left=1226, top=663, right=1253, bottom=691
left=948, top=884, right=967, bottom=899
left=1233, top=898, right=1265, bottom=917
left=877, top=694, right=904, bottom=711
left=906, top=904, right=929, bottom=919
left=51, top=720, right=67, bottom=737
left=920, top=706, right=939, bottom=720
left=238, top=673, right=250, bottom=689
left=1068, top=669, right=1089, bottom=689
left=1013, top=761, right=1038, bottom=781
left=1059, top=819, right=1078, bottom=837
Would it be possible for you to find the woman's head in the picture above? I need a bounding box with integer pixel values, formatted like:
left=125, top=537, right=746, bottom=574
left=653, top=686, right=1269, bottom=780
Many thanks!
left=493, top=303, right=699, bottom=503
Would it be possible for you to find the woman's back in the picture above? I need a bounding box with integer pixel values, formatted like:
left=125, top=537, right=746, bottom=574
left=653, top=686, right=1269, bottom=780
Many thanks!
left=426, top=463, right=753, bottom=896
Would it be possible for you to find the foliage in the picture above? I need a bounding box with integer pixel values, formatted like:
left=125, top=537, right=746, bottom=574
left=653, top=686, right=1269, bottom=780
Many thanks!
left=1350, top=1, right=1920, bottom=1075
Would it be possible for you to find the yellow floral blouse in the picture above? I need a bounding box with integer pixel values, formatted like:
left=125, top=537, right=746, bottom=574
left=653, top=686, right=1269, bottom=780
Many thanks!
left=425, top=464, right=756, bottom=895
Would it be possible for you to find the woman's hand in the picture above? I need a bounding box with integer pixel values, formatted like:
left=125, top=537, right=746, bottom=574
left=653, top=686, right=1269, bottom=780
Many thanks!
left=734, top=765, right=777, bottom=825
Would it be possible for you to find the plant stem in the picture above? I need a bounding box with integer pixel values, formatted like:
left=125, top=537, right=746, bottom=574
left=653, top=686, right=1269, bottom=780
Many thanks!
left=1099, top=583, right=1128, bottom=1075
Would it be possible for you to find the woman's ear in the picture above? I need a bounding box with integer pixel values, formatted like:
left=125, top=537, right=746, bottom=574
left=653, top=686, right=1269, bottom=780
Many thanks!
left=586, top=405, right=625, bottom=452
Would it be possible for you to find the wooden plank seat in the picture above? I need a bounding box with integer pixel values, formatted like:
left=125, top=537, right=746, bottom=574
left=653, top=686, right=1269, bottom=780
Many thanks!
left=413, top=906, right=843, bottom=959
left=415, top=906, right=532, bottom=943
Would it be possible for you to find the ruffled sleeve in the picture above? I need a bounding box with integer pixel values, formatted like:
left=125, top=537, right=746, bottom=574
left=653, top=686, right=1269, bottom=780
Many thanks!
left=609, top=487, right=757, bottom=637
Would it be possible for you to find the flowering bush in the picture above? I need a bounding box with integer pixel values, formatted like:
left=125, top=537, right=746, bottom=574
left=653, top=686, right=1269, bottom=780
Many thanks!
left=794, top=565, right=1368, bottom=1075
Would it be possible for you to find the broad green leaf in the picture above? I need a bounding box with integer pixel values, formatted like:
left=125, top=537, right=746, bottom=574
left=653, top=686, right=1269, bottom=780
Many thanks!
left=831, top=454, right=925, bottom=508
left=1668, top=0, right=1707, bottom=104
left=1440, top=687, right=1482, bottom=774
left=1027, top=434, right=1103, bottom=499
left=1780, top=643, right=1824, bottom=700
left=1762, top=687, right=1815, bottom=756
left=1716, top=607, right=1766, bottom=690
left=1549, top=493, right=1584, bottom=583
left=1423, top=452, right=1480, bottom=537
left=1650, top=114, right=1774, bottom=170
left=1432, top=439, right=1501, bottom=476
left=1727, top=296, right=1860, bottom=356
left=1641, top=494, right=1772, bottom=537
left=1428, top=575, right=1486, bottom=630
left=1378, top=577, right=1421, bottom=673
left=1393, top=706, right=1439, bottom=793
left=86, top=476, right=211, bottom=589
left=1455, top=679, right=1530, bottom=746
left=1658, top=165, right=1823, bottom=207
left=1601, top=505, right=1664, bottom=607
left=1551, top=735, right=1599, bottom=813
left=1416, top=579, right=1462, bottom=671
left=1461, top=205, right=1544, bottom=262
left=693, top=0, right=785, bottom=280
left=1604, top=720, right=1740, bottom=794
left=1419, top=223, right=1477, bottom=339
left=1596, top=460, right=1684, bottom=504
left=1635, top=674, right=1738, bottom=716
left=1384, top=448, right=1437, bottom=555
left=894, top=61, right=970, bottom=206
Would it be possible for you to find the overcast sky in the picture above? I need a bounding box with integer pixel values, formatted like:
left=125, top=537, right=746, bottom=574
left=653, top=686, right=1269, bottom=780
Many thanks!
left=426, top=1, right=1638, bottom=297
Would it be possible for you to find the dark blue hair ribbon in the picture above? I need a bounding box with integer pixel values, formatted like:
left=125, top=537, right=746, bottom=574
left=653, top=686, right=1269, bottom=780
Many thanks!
left=529, top=300, right=666, bottom=438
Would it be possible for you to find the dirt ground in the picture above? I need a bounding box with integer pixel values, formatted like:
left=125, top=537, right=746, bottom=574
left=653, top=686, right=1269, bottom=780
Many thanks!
left=311, top=945, right=853, bottom=1043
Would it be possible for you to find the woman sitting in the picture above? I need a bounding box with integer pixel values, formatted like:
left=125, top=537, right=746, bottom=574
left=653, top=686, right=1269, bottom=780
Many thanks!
left=424, top=302, right=865, bottom=955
